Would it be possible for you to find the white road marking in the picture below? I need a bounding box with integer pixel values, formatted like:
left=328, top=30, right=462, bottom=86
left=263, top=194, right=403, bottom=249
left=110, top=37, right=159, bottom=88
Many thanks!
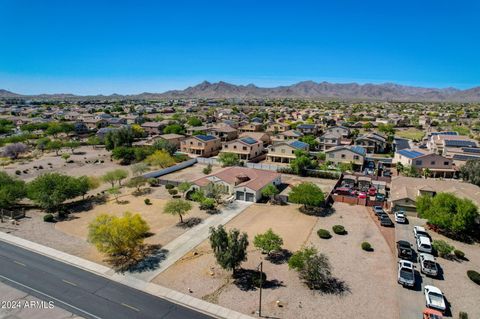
left=62, top=279, right=77, bottom=286
left=121, top=302, right=140, bottom=312
left=13, top=260, right=26, bottom=267
left=0, top=274, right=102, bottom=319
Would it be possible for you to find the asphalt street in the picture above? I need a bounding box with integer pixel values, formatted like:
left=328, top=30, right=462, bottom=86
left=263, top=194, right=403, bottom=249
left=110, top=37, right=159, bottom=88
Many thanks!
left=0, top=240, right=213, bottom=319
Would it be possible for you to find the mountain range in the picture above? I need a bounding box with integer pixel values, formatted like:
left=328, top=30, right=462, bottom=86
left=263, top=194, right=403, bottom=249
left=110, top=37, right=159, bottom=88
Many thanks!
left=1, top=81, right=480, bottom=102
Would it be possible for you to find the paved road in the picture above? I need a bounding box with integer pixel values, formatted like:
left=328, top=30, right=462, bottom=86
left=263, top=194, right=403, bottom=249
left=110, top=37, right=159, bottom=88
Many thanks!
left=0, top=241, right=213, bottom=319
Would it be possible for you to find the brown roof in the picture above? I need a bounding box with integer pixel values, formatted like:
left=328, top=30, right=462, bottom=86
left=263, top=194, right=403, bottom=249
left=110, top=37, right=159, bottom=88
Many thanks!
left=193, top=167, right=280, bottom=191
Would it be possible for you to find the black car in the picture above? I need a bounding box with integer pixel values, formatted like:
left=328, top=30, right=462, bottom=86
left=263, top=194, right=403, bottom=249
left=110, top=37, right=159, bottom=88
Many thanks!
left=396, top=240, right=413, bottom=260
left=380, top=215, right=394, bottom=227
left=377, top=212, right=388, bottom=220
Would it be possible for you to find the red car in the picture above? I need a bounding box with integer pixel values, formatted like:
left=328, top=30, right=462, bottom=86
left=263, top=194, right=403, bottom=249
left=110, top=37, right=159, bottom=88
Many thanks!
left=358, top=192, right=367, bottom=199
left=368, top=187, right=376, bottom=196
left=423, top=308, right=443, bottom=319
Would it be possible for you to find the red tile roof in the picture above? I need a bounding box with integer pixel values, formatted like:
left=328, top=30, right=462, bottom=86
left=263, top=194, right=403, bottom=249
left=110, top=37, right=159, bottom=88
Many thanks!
left=193, top=167, right=280, bottom=191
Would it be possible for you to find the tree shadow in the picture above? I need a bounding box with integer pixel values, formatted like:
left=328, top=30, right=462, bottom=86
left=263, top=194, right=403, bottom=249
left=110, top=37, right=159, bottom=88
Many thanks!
left=107, top=244, right=169, bottom=273
left=307, top=277, right=350, bottom=295
left=132, top=188, right=152, bottom=197
left=206, top=208, right=222, bottom=215
left=266, top=249, right=292, bottom=265
left=233, top=268, right=285, bottom=292
left=176, top=217, right=203, bottom=228
left=299, top=206, right=335, bottom=217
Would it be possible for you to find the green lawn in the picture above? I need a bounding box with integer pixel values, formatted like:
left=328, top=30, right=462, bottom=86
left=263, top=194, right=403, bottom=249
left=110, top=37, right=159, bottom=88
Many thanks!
left=395, top=128, right=425, bottom=141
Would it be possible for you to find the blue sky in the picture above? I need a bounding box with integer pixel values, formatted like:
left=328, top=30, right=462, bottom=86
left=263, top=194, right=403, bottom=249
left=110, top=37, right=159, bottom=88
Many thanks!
left=0, top=0, right=479, bottom=94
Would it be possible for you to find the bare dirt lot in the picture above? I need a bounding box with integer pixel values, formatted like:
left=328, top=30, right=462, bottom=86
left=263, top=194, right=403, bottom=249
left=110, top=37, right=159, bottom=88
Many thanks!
left=2, top=146, right=124, bottom=182
left=158, top=163, right=224, bottom=182
left=154, top=202, right=398, bottom=319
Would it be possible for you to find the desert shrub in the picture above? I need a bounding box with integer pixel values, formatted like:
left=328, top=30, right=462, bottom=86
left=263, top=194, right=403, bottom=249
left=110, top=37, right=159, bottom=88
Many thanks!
left=190, top=189, right=205, bottom=202
left=454, top=249, right=465, bottom=259
left=147, top=178, right=158, bottom=187
left=43, top=214, right=55, bottom=222
left=432, top=240, right=454, bottom=258
left=15, top=170, right=21, bottom=175
left=168, top=189, right=178, bottom=196
left=38, top=165, right=43, bottom=169
left=200, top=198, right=216, bottom=210
left=165, top=184, right=175, bottom=190
left=332, top=225, right=346, bottom=235
left=203, top=164, right=212, bottom=175
left=317, top=229, right=332, bottom=239
left=361, top=242, right=372, bottom=251
left=459, top=312, right=468, bottom=319
left=467, top=270, right=480, bottom=285
left=144, top=198, right=151, bottom=205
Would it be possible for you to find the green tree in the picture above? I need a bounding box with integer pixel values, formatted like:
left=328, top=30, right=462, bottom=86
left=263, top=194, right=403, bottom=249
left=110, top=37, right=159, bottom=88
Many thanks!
left=163, top=199, right=192, bottom=223
left=417, top=193, right=479, bottom=236
left=131, top=163, right=149, bottom=177
left=178, top=182, right=193, bottom=196
left=163, top=124, right=185, bottom=135
left=104, top=127, right=134, bottom=150
left=87, top=136, right=101, bottom=148
left=61, top=153, right=70, bottom=162
left=299, top=135, right=317, bottom=150
left=261, top=184, right=279, bottom=203
left=253, top=229, right=283, bottom=256
left=88, top=212, right=149, bottom=262
left=289, top=182, right=325, bottom=210
left=126, top=176, right=147, bottom=192
left=0, top=172, right=26, bottom=210
left=187, top=117, right=203, bottom=127
left=290, top=150, right=315, bottom=176
left=102, top=171, right=118, bottom=187
left=27, top=173, right=84, bottom=213
left=36, top=137, right=51, bottom=153
left=113, top=169, right=128, bottom=186
left=209, top=225, right=249, bottom=275
left=460, top=160, right=480, bottom=187
left=153, top=139, right=177, bottom=155
left=111, top=146, right=136, bottom=164
left=218, top=152, right=240, bottom=167
left=144, top=150, right=176, bottom=168
left=46, top=140, right=63, bottom=156
left=108, top=186, right=121, bottom=203
left=64, top=141, right=81, bottom=154
left=338, top=162, right=353, bottom=173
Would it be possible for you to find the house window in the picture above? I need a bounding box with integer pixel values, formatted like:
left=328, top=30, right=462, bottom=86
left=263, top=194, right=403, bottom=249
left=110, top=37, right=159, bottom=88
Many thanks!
left=242, top=146, right=247, bottom=151
left=430, top=161, right=435, bottom=165
left=234, top=145, right=237, bottom=149
left=354, top=155, right=359, bottom=160
left=444, top=161, right=449, bottom=165
left=198, top=143, right=202, bottom=146
left=415, top=160, right=422, bottom=165
left=224, top=145, right=228, bottom=149
left=341, top=154, right=346, bottom=159
left=271, top=148, right=275, bottom=152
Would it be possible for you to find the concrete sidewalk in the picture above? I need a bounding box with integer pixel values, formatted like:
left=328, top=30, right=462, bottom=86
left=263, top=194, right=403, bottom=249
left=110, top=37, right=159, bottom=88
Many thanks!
left=127, top=200, right=253, bottom=282
left=0, top=231, right=254, bottom=319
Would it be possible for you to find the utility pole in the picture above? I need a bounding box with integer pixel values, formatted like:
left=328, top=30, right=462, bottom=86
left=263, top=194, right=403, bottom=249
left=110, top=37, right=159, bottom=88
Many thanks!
left=257, top=261, right=263, bottom=317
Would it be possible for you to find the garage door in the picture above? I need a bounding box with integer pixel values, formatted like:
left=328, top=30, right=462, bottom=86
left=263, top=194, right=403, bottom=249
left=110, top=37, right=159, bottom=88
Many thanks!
left=245, top=193, right=255, bottom=202
left=236, top=191, right=245, bottom=200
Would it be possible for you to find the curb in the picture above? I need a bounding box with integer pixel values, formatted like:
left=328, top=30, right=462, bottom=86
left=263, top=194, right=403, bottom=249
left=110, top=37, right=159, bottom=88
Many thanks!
left=0, top=231, right=254, bottom=319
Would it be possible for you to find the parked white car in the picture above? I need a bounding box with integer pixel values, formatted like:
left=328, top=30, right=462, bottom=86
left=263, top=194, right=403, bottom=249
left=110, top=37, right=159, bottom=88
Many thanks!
left=394, top=211, right=406, bottom=223
left=416, top=235, right=433, bottom=253
left=413, top=226, right=429, bottom=239
left=397, top=260, right=415, bottom=287
left=424, top=285, right=446, bottom=312
left=419, top=253, right=438, bottom=276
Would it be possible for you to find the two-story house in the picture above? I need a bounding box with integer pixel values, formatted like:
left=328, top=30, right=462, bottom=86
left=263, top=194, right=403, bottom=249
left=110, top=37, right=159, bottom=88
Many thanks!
left=354, top=132, right=387, bottom=153
left=325, top=145, right=366, bottom=169
left=296, top=124, right=318, bottom=136
left=221, top=137, right=264, bottom=161
left=266, top=122, right=290, bottom=134
left=180, top=135, right=222, bottom=157
left=317, top=132, right=342, bottom=151
left=239, top=122, right=263, bottom=133
left=266, top=140, right=309, bottom=163
left=324, top=125, right=350, bottom=138
left=393, top=148, right=455, bottom=177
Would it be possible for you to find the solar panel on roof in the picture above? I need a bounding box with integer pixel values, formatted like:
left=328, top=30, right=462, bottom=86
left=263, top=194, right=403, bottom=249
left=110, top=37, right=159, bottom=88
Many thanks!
left=290, top=140, right=309, bottom=149
left=398, top=149, right=424, bottom=159
left=452, top=154, right=480, bottom=161
left=462, top=147, right=480, bottom=154
left=444, top=140, right=477, bottom=147
left=431, top=131, right=458, bottom=136
left=241, top=137, right=257, bottom=145
left=351, top=146, right=366, bottom=156
left=196, top=135, right=216, bottom=141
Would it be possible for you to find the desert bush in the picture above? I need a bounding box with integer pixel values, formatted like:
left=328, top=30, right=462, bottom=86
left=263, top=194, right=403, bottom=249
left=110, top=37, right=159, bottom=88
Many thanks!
left=144, top=198, right=151, bottom=205
left=454, top=249, right=465, bottom=259
left=200, top=198, right=216, bottom=210
left=317, top=229, right=332, bottom=239
left=165, top=184, right=175, bottom=190
left=432, top=240, right=454, bottom=258
left=15, top=170, right=21, bottom=175
left=43, top=214, right=55, bottom=223
left=361, top=242, right=372, bottom=251
left=332, top=225, right=346, bottom=235
left=168, top=189, right=178, bottom=196
left=203, top=164, right=212, bottom=175
left=467, top=270, right=480, bottom=285
left=459, top=312, right=468, bottom=319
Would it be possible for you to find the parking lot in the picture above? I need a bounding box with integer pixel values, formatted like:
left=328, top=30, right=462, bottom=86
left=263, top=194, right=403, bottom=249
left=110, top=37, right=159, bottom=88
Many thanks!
left=395, top=215, right=480, bottom=319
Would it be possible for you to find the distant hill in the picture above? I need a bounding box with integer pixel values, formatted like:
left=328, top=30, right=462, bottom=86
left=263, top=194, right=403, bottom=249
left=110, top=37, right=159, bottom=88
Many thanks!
left=2, top=81, right=480, bottom=102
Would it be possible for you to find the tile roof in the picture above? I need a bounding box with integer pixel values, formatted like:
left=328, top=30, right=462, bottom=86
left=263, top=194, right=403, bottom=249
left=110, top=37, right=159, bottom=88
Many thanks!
left=193, top=167, right=280, bottom=191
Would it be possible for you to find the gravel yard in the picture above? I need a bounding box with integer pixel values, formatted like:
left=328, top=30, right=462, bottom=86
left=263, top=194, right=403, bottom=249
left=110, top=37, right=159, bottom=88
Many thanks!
left=154, top=202, right=398, bottom=319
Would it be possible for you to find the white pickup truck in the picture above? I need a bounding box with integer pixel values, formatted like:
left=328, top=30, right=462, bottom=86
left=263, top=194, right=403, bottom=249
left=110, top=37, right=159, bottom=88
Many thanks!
left=397, top=260, right=415, bottom=287
left=420, top=253, right=438, bottom=277
left=424, top=285, right=446, bottom=312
